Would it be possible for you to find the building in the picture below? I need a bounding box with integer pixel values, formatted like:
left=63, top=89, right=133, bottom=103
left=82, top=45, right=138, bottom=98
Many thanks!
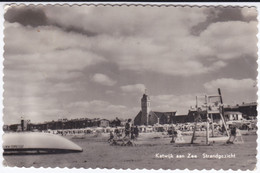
left=99, top=119, right=110, bottom=127
left=224, top=111, right=243, bottom=121
left=224, top=102, right=257, bottom=119
left=8, top=124, right=20, bottom=132
left=134, top=92, right=176, bottom=125
left=172, top=115, right=190, bottom=123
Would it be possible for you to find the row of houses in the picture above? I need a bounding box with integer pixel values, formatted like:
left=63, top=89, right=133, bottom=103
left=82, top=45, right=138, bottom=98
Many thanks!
left=4, top=93, right=257, bottom=132
left=5, top=117, right=124, bottom=132
left=133, top=110, right=249, bottom=126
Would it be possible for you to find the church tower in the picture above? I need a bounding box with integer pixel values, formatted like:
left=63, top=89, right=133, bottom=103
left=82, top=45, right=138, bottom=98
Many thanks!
left=141, top=89, right=150, bottom=125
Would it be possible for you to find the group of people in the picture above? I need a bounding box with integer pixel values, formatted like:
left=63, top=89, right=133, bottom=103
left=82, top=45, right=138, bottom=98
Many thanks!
left=108, top=119, right=139, bottom=143
left=108, top=119, right=241, bottom=145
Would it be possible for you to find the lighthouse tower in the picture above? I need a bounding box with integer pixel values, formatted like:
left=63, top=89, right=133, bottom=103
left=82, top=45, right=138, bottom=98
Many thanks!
left=141, top=89, right=150, bottom=125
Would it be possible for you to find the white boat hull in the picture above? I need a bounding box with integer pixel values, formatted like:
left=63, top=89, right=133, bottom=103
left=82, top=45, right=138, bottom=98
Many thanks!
left=3, top=132, right=83, bottom=155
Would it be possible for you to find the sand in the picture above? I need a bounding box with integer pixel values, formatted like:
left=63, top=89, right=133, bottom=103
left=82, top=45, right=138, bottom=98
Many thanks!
left=3, top=131, right=257, bottom=170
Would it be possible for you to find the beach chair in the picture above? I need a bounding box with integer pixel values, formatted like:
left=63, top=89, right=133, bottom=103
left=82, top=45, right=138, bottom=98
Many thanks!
left=234, top=129, right=244, bottom=143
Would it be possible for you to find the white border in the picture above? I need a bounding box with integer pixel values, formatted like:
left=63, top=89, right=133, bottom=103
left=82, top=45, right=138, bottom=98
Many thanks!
left=0, top=1, right=259, bottom=173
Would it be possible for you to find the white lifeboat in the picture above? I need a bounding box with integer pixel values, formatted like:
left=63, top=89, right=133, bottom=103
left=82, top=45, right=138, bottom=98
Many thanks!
left=3, top=132, right=83, bottom=155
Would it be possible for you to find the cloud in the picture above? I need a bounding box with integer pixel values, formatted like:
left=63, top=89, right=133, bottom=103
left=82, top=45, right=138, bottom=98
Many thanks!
left=191, top=7, right=257, bottom=35
left=150, top=94, right=198, bottom=115
left=4, top=22, right=106, bottom=100
left=200, top=21, right=257, bottom=60
left=43, top=6, right=257, bottom=77
left=204, top=78, right=256, bottom=92
left=4, top=96, right=60, bottom=124
left=68, top=100, right=130, bottom=118
left=88, top=20, right=255, bottom=77
left=241, top=7, right=258, bottom=19
left=120, top=84, right=146, bottom=94
left=3, top=46, right=105, bottom=100
left=5, top=6, right=48, bottom=27
left=91, top=73, right=116, bottom=86
left=5, top=7, right=257, bottom=78
left=44, top=6, right=206, bottom=37
left=42, top=6, right=219, bottom=76
left=4, top=22, right=99, bottom=55
left=105, top=90, right=115, bottom=94
left=203, top=78, right=257, bottom=105
left=5, top=49, right=105, bottom=73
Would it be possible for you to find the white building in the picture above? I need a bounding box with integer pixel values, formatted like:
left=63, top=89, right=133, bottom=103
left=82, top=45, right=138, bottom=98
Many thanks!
left=224, top=111, right=243, bottom=121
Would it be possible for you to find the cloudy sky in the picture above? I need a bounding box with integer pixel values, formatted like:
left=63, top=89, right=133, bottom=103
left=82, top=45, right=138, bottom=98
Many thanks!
left=3, top=5, right=258, bottom=124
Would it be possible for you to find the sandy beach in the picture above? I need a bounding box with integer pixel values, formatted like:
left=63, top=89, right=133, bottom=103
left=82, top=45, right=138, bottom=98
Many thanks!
left=3, top=131, right=257, bottom=170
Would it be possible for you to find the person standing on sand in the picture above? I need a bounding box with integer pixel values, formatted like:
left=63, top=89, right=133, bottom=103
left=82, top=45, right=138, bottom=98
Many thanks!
left=226, top=125, right=237, bottom=144
left=170, top=126, right=177, bottom=143
left=108, top=131, right=114, bottom=143
left=130, top=126, right=135, bottom=140
left=134, top=126, right=139, bottom=139
left=124, top=119, right=131, bottom=138
left=114, top=127, right=120, bottom=138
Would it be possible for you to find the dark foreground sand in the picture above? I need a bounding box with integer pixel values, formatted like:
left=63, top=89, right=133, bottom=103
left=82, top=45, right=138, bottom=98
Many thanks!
left=3, top=132, right=257, bottom=170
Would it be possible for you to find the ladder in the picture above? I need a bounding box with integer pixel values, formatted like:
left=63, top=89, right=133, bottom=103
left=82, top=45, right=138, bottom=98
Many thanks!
left=191, top=88, right=230, bottom=144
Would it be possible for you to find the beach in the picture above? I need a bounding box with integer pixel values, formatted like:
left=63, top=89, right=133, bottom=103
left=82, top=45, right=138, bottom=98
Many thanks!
left=3, top=131, right=257, bottom=170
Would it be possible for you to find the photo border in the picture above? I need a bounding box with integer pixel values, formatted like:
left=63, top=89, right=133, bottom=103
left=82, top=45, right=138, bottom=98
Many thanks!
left=0, top=1, right=259, bottom=173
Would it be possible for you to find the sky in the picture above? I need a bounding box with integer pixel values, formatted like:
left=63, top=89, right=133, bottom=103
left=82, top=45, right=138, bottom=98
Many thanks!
left=3, top=5, right=258, bottom=124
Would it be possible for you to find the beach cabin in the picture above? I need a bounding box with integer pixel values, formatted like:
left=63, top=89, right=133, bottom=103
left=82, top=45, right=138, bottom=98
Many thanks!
left=224, top=111, right=243, bottom=121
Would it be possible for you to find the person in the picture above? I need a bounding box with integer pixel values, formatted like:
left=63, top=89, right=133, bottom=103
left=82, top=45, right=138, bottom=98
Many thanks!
left=108, top=131, right=114, bottom=143
left=133, top=126, right=139, bottom=139
left=170, top=127, right=177, bottom=143
left=115, top=117, right=121, bottom=127
left=130, top=126, right=135, bottom=140
left=124, top=119, right=131, bottom=138
left=226, top=125, right=237, bottom=144
left=114, top=127, right=120, bottom=138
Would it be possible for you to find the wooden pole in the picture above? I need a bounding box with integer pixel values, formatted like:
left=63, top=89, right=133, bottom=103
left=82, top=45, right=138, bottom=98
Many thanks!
left=220, top=111, right=229, bottom=137
left=218, top=88, right=230, bottom=137
left=191, top=96, right=199, bottom=144
left=147, top=113, right=149, bottom=126
left=206, top=119, right=209, bottom=145
left=205, top=95, right=209, bottom=145
left=196, top=96, right=198, bottom=108
left=191, top=113, right=197, bottom=144
left=218, top=88, right=223, bottom=104
left=210, top=113, right=214, bottom=137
